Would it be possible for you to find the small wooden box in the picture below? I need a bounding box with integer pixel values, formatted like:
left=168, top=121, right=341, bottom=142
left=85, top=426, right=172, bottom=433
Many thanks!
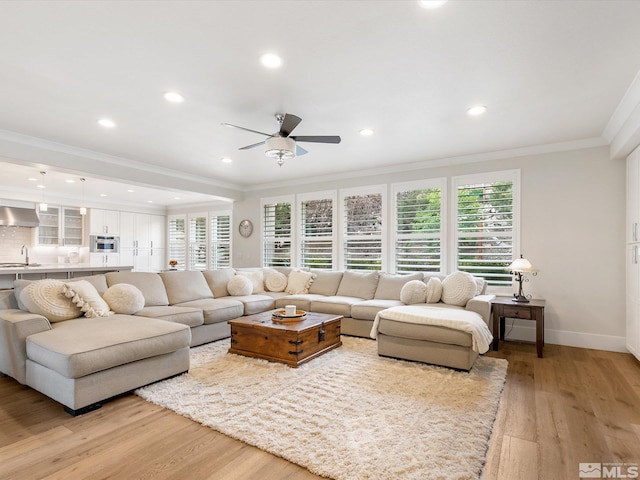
left=229, top=311, right=342, bottom=367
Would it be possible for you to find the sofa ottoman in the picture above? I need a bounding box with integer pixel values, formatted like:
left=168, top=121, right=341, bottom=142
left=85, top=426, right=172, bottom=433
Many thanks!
left=372, top=305, right=494, bottom=371
left=25, top=315, right=191, bottom=415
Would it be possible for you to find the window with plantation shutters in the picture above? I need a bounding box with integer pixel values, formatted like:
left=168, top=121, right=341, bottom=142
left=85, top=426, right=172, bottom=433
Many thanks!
left=454, top=172, right=519, bottom=286
left=262, top=197, right=293, bottom=267
left=393, top=180, right=444, bottom=273
left=168, top=215, right=186, bottom=270
left=300, top=194, right=335, bottom=269
left=341, top=187, right=385, bottom=270
left=188, top=213, right=207, bottom=271
left=210, top=213, right=231, bottom=269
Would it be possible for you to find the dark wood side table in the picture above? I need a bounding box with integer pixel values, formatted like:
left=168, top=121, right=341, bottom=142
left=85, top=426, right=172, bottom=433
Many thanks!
left=491, top=297, right=546, bottom=358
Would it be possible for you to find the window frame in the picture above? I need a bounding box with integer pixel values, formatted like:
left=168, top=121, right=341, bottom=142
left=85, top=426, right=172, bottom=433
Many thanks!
left=338, top=184, right=387, bottom=271
left=391, top=177, right=447, bottom=274
left=297, top=190, right=337, bottom=270
left=451, top=170, right=520, bottom=293
left=261, top=195, right=296, bottom=268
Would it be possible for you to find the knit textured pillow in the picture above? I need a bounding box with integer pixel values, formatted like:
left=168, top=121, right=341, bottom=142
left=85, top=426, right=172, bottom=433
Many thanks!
left=64, top=280, right=113, bottom=318
left=400, top=280, right=427, bottom=305
left=264, top=269, right=288, bottom=292
left=103, top=284, right=145, bottom=314
left=425, top=277, right=443, bottom=304
left=227, top=275, right=253, bottom=296
left=21, top=279, right=82, bottom=322
left=441, top=271, right=477, bottom=307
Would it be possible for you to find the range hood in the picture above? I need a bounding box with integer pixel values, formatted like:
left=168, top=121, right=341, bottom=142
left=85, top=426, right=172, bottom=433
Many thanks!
left=0, top=206, right=40, bottom=227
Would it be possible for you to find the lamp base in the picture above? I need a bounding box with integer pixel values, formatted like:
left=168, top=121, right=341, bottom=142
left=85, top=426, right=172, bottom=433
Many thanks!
left=512, top=294, right=530, bottom=303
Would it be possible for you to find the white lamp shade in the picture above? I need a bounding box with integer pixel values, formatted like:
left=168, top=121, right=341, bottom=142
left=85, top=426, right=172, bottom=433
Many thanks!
left=265, top=136, right=296, bottom=159
left=507, top=257, right=538, bottom=273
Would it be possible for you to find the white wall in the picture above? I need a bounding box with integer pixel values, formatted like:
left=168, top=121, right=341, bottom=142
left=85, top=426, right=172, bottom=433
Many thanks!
left=232, top=145, right=626, bottom=351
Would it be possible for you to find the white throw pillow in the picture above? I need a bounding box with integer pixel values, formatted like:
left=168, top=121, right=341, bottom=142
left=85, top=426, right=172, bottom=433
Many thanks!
left=285, top=269, right=316, bottom=294
left=236, top=270, right=265, bottom=293
left=400, top=280, right=427, bottom=305
left=103, top=284, right=145, bottom=314
left=64, top=280, right=113, bottom=318
left=264, top=269, right=288, bottom=292
left=21, top=279, right=82, bottom=322
left=425, top=277, right=443, bottom=304
left=227, top=275, right=253, bottom=296
left=441, top=271, right=477, bottom=307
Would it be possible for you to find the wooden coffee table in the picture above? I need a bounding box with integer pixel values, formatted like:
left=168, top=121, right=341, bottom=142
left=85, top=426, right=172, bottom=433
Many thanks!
left=228, top=311, right=342, bottom=367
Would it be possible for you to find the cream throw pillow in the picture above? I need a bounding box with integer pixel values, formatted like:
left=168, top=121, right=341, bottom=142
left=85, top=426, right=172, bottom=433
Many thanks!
left=227, top=275, right=253, bottom=296
left=103, top=284, right=145, bottom=314
left=400, top=280, right=427, bottom=305
left=264, top=269, right=288, bottom=292
left=64, top=280, right=113, bottom=318
left=441, top=271, right=477, bottom=307
left=425, top=277, right=443, bottom=304
left=285, top=269, right=316, bottom=294
left=236, top=270, right=265, bottom=293
left=21, top=279, right=82, bottom=322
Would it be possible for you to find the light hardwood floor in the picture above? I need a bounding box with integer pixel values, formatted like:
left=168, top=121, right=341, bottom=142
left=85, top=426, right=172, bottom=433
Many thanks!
left=1, top=341, right=639, bottom=480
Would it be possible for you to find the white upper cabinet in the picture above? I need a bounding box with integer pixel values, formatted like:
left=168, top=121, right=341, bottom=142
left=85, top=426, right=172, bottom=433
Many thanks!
left=38, top=206, right=84, bottom=246
left=89, top=209, right=119, bottom=235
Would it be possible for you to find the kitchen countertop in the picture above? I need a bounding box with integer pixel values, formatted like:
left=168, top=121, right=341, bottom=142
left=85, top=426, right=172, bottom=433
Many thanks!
left=0, top=263, right=134, bottom=275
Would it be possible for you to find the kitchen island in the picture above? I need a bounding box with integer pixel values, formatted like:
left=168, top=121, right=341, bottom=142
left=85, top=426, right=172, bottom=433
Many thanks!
left=0, top=264, right=133, bottom=289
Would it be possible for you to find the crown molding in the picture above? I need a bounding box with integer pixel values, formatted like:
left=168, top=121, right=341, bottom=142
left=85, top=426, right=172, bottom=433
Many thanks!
left=244, top=137, right=607, bottom=192
left=603, top=69, right=640, bottom=159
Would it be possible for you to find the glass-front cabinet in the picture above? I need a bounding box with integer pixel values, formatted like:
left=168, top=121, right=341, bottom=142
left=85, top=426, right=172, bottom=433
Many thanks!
left=38, top=206, right=84, bottom=246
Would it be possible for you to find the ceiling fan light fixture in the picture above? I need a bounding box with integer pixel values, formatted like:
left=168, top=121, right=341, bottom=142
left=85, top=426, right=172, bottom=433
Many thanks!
left=265, top=136, right=296, bottom=160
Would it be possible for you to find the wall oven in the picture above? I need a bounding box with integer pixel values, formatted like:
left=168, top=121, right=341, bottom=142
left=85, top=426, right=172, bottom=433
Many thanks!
left=90, top=235, right=119, bottom=253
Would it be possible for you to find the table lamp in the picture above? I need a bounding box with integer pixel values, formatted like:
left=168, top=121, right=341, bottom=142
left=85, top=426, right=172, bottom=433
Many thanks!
left=507, top=255, right=538, bottom=303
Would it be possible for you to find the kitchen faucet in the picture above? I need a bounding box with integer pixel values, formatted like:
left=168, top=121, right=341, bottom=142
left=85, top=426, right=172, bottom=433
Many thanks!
left=21, top=245, right=29, bottom=265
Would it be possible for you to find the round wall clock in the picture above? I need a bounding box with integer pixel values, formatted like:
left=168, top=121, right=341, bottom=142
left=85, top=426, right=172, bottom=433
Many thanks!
left=239, top=219, right=253, bottom=238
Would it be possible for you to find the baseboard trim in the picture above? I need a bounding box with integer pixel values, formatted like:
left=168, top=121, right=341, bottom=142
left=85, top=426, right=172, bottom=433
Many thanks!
left=502, top=324, right=627, bottom=353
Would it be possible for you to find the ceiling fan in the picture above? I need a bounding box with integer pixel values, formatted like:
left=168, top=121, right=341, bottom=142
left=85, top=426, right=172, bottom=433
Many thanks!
left=222, top=113, right=341, bottom=166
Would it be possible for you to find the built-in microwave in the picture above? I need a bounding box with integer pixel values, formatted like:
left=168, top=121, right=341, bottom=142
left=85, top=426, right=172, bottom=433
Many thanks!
left=90, top=235, right=119, bottom=253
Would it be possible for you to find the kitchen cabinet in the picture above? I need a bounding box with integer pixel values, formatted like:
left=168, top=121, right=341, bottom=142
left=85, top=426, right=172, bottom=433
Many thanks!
left=89, top=253, right=120, bottom=267
left=89, top=209, right=119, bottom=235
left=120, top=212, right=166, bottom=272
left=38, top=206, right=84, bottom=246
left=626, top=145, right=640, bottom=362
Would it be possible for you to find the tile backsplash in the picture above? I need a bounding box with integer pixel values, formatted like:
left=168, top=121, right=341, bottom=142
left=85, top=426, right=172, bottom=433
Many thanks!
left=0, top=226, right=37, bottom=262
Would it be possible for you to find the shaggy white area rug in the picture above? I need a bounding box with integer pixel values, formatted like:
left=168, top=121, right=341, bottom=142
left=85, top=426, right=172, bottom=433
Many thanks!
left=136, top=337, right=507, bottom=480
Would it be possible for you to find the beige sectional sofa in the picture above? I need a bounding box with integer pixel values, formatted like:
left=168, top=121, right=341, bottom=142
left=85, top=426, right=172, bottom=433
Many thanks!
left=0, top=267, right=494, bottom=415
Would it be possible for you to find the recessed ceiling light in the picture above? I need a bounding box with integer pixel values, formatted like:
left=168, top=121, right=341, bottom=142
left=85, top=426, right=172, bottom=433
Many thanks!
left=467, top=105, right=488, bottom=116
left=36, top=184, right=45, bottom=189
left=28, top=177, right=37, bottom=181
left=360, top=129, right=374, bottom=136
left=99, top=193, right=107, bottom=197
left=127, top=189, right=135, bottom=193
left=221, top=157, right=233, bottom=164
left=260, top=53, right=283, bottom=69
left=147, top=200, right=153, bottom=203
left=174, top=197, right=181, bottom=200
left=97, top=118, right=116, bottom=128
left=418, top=0, right=448, bottom=9
left=163, top=91, right=184, bottom=103
left=65, top=179, right=75, bottom=184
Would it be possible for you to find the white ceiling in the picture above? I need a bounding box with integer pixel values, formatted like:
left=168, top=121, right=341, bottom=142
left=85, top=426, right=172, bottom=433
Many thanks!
left=1, top=0, right=640, bottom=207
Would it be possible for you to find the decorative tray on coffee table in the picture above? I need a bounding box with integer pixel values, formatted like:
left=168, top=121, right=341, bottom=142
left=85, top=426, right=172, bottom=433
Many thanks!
left=272, top=309, right=307, bottom=323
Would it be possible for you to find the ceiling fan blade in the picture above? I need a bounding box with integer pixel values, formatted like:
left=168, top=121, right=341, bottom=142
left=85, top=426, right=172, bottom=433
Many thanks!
left=296, top=144, right=308, bottom=156
left=221, top=123, right=272, bottom=137
left=279, top=114, right=302, bottom=137
left=290, top=135, right=341, bottom=144
left=239, top=140, right=266, bottom=150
